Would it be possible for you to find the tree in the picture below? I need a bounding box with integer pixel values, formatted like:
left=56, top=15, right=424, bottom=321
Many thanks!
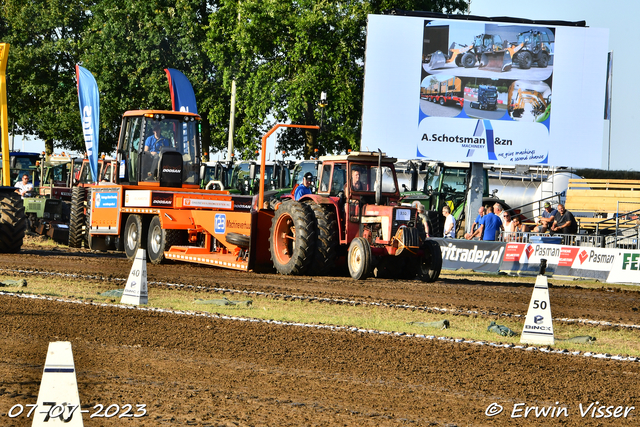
left=205, top=0, right=469, bottom=160
left=0, top=0, right=92, bottom=155
left=79, top=0, right=225, bottom=154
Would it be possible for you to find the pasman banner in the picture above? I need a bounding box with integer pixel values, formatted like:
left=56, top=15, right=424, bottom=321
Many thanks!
left=75, top=65, right=100, bottom=183
left=165, top=68, right=198, bottom=114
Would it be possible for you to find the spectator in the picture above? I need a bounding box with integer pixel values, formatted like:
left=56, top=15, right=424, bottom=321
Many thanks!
left=510, top=216, right=528, bottom=241
left=480, top=206, right=503, bottom=241
left=532, top=202, right=558, bottom=233
left=413, top=202, right=430, bottom=239
left=14, top=174, right=33, bottom=198
left=294, top=172, right=314, bottom=201
left=493, top=203, right=506, bottom=228
left=550, top=203, right=577, bottom=234
left=442, top=204, right=456, bottom=238
left=464, top=206, right=485, bottom=240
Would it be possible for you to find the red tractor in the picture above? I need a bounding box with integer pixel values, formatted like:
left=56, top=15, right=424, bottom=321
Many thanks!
left=270, top=151, right=442, bottom=280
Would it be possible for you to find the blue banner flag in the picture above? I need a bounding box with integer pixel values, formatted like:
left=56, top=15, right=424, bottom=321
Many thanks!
left=75, top=65, right=99, bottom=183
left=165, top=68, right=198, bottom=114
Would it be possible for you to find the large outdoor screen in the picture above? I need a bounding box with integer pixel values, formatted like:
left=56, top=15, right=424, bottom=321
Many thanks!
left=361, top=14, right=609, bottom=167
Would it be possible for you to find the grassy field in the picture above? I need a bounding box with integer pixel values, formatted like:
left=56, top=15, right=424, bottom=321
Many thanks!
left=2, top=268, right=639, bottom=358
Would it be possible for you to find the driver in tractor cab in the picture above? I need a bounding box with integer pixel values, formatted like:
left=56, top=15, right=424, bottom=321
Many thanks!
left=350, top=166, right=368, bottom=192
left=143, top=123, right=171, bottom=180
left=144, top=123, right=169, bottom=155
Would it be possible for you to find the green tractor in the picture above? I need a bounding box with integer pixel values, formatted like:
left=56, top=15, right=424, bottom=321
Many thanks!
left=399, top=161, right=507, bottom=238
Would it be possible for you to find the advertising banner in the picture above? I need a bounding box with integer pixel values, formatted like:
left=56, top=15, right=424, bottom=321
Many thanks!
left=434, top=238, right=505, bottom=272
left=361, top=14, right=609, bottom=167
left=75, top=65, right=100, bottom=183
left=606, top=251, right=640, bottom=284
left=165, top=68, right=198, bottom=114
left=501, top=242, right=617, bottom=280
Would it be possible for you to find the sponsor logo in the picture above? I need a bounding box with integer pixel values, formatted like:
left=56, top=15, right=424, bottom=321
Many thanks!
left=421, top=133, right=486, bottom=146
left=588, top=250, right=615, bottom=264
left=579, top=250, right=589, bottom=264
left=524, top=325, right=552, bottom=331
left=534, top=245, right=560, bottom=257
left=162, top=167, right=181, bottom=173
left=227, top=220, right=250, bottom=230
left=534, top=315, right=544, bottom=324
left=621, top=253, right=640, bottom=271
left=95, top=192, right=118, bottom=208
left=151, top=193, right=173, bottom=207
left=214, top=214, right=226, bottom=234
left=525, top=245, right=534, bottom=259
left=440, top=243, right=504, bottom=264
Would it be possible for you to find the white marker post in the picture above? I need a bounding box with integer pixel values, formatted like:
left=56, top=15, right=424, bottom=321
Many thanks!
left=121, top=248, right=148, bottom=305
left=521, top=259, right=555, bottom=345
left=32, top=342, right=84, bottom=426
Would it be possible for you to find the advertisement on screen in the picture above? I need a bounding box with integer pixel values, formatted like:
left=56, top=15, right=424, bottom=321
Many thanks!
left=361, top=14, right=609, bottom=167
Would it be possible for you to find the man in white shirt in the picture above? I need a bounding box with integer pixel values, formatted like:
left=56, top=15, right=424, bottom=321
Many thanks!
left=442, top=204, right=456, bottom=238
left=14, top=174, right=33, bottom=198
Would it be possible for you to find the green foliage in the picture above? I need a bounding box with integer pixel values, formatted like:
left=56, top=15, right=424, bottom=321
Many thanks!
left=0, top=0, right=91, bottom=152
left=1, top=0, right=469, bottom=157
left=205, top=0, right=469, bottom=159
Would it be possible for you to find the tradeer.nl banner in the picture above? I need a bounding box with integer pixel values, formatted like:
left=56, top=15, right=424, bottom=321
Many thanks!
left=75, top=65, right=99, bottom=183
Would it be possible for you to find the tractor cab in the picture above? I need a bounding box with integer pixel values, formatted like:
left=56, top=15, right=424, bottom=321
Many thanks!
left=317, top=152, right=399, bottom=204
left=116, top=110, right=201, bottom=188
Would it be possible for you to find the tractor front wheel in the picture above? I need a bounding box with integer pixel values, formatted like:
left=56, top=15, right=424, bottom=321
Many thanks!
left=269, top=201, right=316, bottom=275
left=347, top=237, right=372, bottom=280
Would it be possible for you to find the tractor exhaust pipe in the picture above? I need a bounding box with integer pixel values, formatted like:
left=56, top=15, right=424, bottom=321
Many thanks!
left=375, top=149, right=382, bottom=206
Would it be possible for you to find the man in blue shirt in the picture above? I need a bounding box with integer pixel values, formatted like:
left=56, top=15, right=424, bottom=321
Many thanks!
left=294, top=172, right=313, bottom=200
left=532, top=202, right=557, bottom=233
left=144, top=124, right=169, bottom=154
left=480, top=206, right=503, bottom=241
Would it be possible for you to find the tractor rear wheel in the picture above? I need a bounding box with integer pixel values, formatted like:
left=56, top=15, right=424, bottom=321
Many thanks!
left=124, top=214, right=148, bottom=261
left=68, top=187, right=86, bottom=248
left=347, top=237, right=372, bottom=280
left=306, top=202, right=338, bottom=276
left=270, top=201, right=316, bottom=275
left=418, top=240, right=443, bottom=282
left=0, top=193, right=26, bottom=253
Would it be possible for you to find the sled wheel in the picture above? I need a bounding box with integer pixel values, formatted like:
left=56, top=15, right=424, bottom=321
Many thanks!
left=124, top=214, right=148, bottom=261
left=147, top=215, right=183, bottom=264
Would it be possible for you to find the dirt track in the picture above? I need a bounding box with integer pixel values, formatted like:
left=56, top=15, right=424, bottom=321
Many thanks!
left=1, top=244, right=640, bottom=426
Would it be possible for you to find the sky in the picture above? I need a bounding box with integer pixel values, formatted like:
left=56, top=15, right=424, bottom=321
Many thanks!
left=11, top=0, right=636, bottom=170
left=468, top=0, right=636, bottom=171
